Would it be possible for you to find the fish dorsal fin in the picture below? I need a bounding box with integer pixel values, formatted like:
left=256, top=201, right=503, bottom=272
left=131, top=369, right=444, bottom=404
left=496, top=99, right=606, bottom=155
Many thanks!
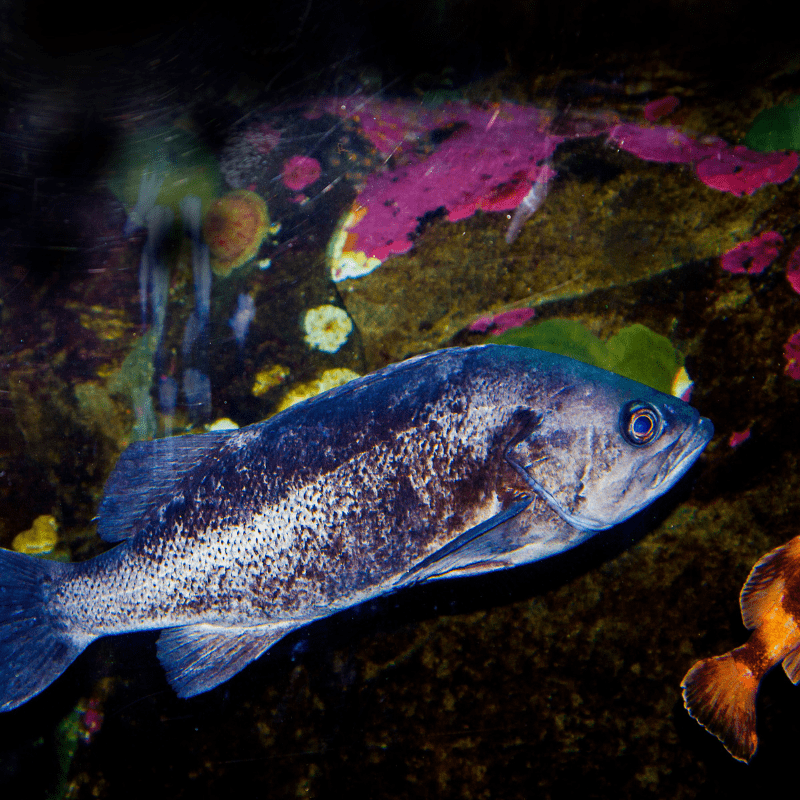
left=96, top=431, right=235, bottom=542
left=739, top=537, right=800, bottom=629
left=398, top=496, right=533, bottom=586
left=157, top=621, right=299, bottom=698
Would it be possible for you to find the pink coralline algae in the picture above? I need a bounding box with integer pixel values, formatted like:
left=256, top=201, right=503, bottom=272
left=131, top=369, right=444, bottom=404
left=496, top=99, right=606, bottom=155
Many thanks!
left=319, top=99, right=799, bottom=280
left=468, top=307, right=536, bottom=335
left=720, top=231, right=784, bottom=275
left=786, top=244, right=800, bottom=294
left=609, top=124, right=799, bottom=196
left=644, top=96, right=680, bottom=122
left=729, top=428, right=752, bottom=448
left=324, top=100, right=612, bottom=279
left=281, top=155, right=322, bottom=191
left=695, top=147, right=799, bottom=196
left=785, top=330, right=800, bottom=379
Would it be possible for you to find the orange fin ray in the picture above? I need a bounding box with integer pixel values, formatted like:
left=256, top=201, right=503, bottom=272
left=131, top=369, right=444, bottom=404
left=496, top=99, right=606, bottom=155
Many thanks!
left=783, top=643, right=800, bottom=684
left=681, top=651, right=760, bottom=763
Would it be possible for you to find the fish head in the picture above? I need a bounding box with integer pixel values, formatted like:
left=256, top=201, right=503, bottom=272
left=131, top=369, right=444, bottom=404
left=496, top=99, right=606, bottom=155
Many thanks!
left=507, top=359, right=713, bottom=532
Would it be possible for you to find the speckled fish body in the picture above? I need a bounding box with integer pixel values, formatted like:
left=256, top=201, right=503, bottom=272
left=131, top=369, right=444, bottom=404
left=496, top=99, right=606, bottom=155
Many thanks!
left=0, top=344, right=713, bottom=710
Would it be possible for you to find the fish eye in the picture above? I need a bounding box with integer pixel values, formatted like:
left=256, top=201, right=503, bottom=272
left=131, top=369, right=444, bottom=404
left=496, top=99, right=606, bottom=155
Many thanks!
left=620, top=401, right=663, bottom=446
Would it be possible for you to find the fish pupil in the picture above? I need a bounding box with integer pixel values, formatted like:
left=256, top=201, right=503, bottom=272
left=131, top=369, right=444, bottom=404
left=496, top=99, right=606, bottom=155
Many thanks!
left=620, top=402, right=661, bottom=446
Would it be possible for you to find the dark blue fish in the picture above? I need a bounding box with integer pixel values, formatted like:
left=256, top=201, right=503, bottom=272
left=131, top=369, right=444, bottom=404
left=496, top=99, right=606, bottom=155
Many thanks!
left=0, top=345, right=713, bottom=710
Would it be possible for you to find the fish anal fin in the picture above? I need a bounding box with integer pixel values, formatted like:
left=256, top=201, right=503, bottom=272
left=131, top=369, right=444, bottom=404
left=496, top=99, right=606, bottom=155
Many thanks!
left=97, top=431, right=236, bottom=542
left=156, top=621, right=298, bottom=698
left=740, top=537, right=800, bottom=629
left=681, top=648, right=760, bottom=763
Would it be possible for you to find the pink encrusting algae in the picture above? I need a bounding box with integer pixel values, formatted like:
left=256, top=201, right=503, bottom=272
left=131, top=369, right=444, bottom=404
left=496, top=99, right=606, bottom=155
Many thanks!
left=281, top=155, right=322, bottom=191
left=323, top=101, right=610, bottom=280
left=720, top=231, right=784, bottom=275
left=729, top=429, right=751, bottom=448
left=784, top=331, right=800, bottom=379
left=468, top=307, right=536, bottom=335
left=643, top=96, right=680, bottom=122
left=317, top=99, right=799, bottom=280
left=786, top=245, right=800, bottom=294
left=609, top=124, right=799, bottom=196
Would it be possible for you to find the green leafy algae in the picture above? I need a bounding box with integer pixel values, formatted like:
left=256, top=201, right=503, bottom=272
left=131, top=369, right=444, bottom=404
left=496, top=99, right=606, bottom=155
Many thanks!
left=494, top=320, right=684, bottom=395
left=744, top=97, right=800, bottom=152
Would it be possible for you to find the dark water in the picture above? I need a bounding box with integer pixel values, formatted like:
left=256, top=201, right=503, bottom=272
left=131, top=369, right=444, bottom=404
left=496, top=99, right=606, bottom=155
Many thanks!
left=2, top=1, right=800, bottom=797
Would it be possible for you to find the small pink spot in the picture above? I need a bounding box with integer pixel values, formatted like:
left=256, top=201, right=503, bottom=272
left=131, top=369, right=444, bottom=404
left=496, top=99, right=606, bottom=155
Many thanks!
left=720, top=231, right=784, bottom=275
left=468, top=308, right=536, bottom=335
left=281, top=155, right=322, bottom=191
left=729, top=429, right=751, bottom=448
left=644, top=96, right=680, bottom=122
left=491, top=307, right=536, bottom=335
left=468, top=316, right=494, bottom=333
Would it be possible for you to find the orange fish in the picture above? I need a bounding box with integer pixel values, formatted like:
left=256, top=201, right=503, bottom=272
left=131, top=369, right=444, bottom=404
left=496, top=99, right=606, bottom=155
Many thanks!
left=681, top=535, right=800, bottom=762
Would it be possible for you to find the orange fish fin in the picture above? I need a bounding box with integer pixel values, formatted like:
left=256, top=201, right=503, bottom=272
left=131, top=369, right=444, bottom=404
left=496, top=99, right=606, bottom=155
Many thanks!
left=739, top=539, right=798, bottom=629
left=681, top=651, right=760, bottom=762
left=782, top=643, right=800, bottom=684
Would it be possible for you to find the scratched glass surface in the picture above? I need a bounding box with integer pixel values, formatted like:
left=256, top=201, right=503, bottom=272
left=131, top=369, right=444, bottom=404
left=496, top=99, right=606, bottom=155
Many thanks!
left=1, top=1, right=800, bottom=797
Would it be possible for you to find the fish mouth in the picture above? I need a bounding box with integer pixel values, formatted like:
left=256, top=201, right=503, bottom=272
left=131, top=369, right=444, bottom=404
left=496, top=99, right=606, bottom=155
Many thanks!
left=652, top=415, right=714, bottom=491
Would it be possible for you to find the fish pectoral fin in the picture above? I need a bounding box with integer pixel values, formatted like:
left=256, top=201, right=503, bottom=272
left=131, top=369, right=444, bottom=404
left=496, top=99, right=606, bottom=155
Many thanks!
left=96, top=430, right=237, bottom=542
left=157, top=620, right=299, bottom=698
left=398, top=496, right=533, bottom=586
left=421, top=559, right=514, bottom=580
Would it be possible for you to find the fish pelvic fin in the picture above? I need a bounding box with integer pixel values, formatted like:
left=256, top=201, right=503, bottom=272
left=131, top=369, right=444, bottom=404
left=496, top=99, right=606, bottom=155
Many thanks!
left=157, top=621, right=300, bottom=698
left=0, top=549, right=88, bottom=712
left=681, top=649, right=760, bottom=763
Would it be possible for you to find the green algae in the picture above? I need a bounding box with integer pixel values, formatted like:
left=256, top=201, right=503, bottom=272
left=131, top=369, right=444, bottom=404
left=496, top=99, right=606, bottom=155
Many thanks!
left=744, top=97, right=800, bottom=152
left=494, top=319, right=684, bottom=394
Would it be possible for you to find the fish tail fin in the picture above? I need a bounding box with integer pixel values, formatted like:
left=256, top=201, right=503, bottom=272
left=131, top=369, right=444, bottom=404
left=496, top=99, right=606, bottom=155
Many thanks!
left=0, top=549, right=88, bottom=712
left=681, top=648, right=760, bottom=762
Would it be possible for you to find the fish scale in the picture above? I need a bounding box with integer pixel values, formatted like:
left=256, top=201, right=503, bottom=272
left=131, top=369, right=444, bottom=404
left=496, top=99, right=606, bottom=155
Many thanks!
left=0, top=344, right=713, bottom=710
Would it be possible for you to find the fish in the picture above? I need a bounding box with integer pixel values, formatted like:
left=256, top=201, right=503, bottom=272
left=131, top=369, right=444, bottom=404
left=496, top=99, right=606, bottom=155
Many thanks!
left=681, top=534, right=800, bottom=762
left=0, top=344, right=713, bottom=711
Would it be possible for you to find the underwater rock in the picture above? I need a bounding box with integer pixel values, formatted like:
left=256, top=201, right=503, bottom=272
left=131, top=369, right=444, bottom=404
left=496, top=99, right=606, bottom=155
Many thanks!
left=336, top=137, right=777, bottom=369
